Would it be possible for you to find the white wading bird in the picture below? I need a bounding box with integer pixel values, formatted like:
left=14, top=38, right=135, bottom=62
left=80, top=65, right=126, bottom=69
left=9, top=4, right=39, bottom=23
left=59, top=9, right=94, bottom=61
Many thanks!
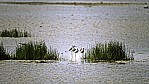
left=69, top=45, right=76, bottom=61
left=80, top=48, right=85, bottom=58
left=74, top=48, right=79, bottom=62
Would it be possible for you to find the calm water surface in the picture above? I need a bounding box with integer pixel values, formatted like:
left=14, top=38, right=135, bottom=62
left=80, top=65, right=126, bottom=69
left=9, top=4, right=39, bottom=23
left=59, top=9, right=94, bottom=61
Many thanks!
left=0, top=1, right=149, bottom=83
left=0, top=60, right=149, bottom=84
left=0, top=2, right=149, bottom=59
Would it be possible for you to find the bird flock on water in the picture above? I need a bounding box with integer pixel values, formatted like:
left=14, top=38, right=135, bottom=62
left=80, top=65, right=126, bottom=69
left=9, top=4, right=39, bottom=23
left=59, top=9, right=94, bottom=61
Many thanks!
left=69, top=45, right=84, bottom=63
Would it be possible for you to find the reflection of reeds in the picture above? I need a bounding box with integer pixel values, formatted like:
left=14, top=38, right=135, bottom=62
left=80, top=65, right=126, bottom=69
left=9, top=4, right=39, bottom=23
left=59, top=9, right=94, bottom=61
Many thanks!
left=15, top=42, right=59, bottom=60
left=85, top=41, right=133, bottom=62
left=0, top=43, right=10, bottom=60
left=0, top=29, right=31, bottom=37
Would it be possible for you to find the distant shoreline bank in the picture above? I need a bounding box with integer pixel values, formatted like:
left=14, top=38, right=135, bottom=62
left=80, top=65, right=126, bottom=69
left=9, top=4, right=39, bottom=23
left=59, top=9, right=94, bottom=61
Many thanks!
left=0, top=2, right=148, bottom=6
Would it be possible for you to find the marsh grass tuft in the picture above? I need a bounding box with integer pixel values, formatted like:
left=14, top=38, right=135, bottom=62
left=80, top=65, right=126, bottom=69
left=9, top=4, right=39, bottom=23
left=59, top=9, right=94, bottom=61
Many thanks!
left=0, top=43, right=10, bottom=60
left=85, top=41, right=133, bottom=62
left=15, top=41, right=59, bottom=60
left=0, top=29, right=31, bottom=37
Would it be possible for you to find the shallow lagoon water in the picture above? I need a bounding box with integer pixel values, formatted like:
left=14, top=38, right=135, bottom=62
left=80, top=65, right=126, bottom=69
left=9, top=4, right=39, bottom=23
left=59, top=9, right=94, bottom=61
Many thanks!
left=0, top=60, right=149, bottom=84
left=0, top=1, right=149, bottom=83
left=0, top=2, right=149, bottom=59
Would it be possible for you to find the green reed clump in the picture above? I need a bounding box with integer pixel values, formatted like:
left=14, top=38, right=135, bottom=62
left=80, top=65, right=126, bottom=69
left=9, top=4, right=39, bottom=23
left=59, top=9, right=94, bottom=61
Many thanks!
left=0, top=29, right=31, bottom=37
left=15, top=42, right=59, bottom=60
left=0, top=43, right=10, bottom=60
left=85, top=41, right=131, bottom=62
left=44, top=47, right=59, bottom=60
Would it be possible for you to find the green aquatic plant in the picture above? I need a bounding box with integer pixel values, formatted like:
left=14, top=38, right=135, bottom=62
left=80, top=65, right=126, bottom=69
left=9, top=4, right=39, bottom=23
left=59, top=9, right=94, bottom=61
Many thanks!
left=85, top=41, right=132, bottom=62
left=0, top=29, right=31, bottom=37
left=44, top=47, right=59, bottom=60
left=0, top=43, right=10, bottom=60
left=15, top=41, right=59, bottom=60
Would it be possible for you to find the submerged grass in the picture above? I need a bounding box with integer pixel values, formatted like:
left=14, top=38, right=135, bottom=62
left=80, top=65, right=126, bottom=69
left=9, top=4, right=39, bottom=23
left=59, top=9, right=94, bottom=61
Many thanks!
left=0, top=43, right=10, bottom=60
left=15, top=42, right=59, bottom=60
left=0, top=29, right=31, bottom=37
left=85, top=41, right=133, bottom=62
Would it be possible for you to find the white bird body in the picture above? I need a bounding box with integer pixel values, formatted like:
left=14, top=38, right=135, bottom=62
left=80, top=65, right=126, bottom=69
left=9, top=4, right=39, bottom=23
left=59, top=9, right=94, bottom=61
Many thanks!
left=69, top=45, right=77, bottom=62
left=74, top=48, right=79, bottom=63
left=80, top=48, right=85, bottom=58
left=69, top=46, right=85, bottom=63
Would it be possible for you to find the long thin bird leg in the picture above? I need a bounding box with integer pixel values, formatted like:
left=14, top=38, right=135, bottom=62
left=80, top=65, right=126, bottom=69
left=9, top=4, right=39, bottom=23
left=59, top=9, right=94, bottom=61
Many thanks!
left=71, top=51, right=73, bottom=62
left=75, top=53, right=76, bottom=63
